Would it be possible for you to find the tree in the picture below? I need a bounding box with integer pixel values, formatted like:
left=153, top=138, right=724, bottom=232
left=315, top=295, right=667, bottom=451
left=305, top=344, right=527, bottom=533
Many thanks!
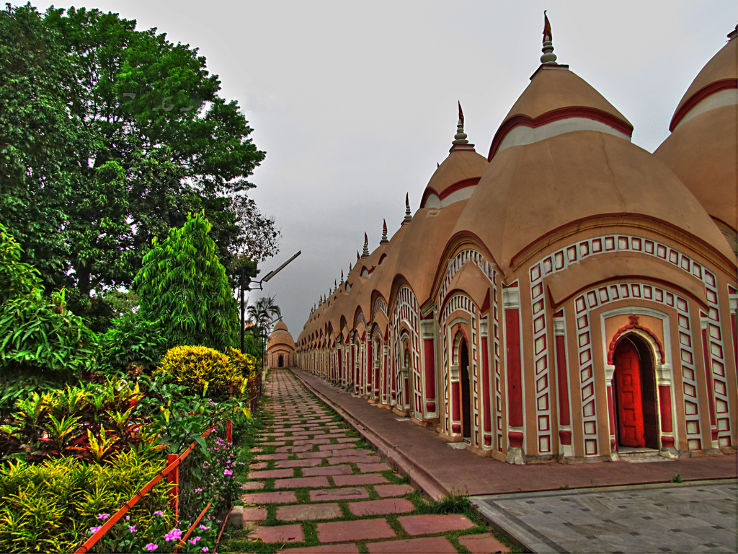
left=134, top=211, right=238, bottom=350
left=247, top=296, right=282, bottom=339
left=0, top=5, right=278, bottom=321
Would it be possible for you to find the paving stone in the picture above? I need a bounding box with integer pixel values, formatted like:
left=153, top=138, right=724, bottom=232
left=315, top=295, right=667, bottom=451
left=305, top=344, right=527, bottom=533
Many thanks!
left=398, top=514, right=475, bottom=535
left=228, top=506, right=267, bottom=528
left=458, top=532, right=511, bottom=552
left=249, top=524, right=304, bottom=544
left=303, top=464, right=353, bottom=476
left=250, top=462, right=268, bottom=470
left=318, top=442, right=356, bottom=451
left=276, top=444, right=313, bottom=453
left=295, top=451, right=330, bottom=459
left=240, top=481, right=265, bottom=490
left=348, top=498, right=415, bottom=516
left=286, top=544, right=360, bottom=553
left=373, top=484, right=414, bottom=497
left=317, top=518, right=395, bottom=543
left=366, top=536, right=457, bottom=553
left=332, top=473, right=388, bottom=486
left=249, top=468, right=294, bottom=479
left=276, top=502, right=342, bottom=521
left=336, top=437, right=359, bottom=443
left=274, top=458, right=322, bottom=468
left=255, top=453, right=291, bottom=461
left=274, top=476, right=330, bottom=489
left=326, top=455, right=380, bottom=465
left=310, top=487, right=371, bottom=502
left=356, top=462, right=392, bottom=473
left=240, top=491, right=298, bottom=504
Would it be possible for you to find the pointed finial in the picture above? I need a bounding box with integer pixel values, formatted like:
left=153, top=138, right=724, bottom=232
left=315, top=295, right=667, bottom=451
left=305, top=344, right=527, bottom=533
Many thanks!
left=541, top=11, right=557, bottom=65
left=451, top=100, right=469, bottom=148
left=349, top=261, right=352, bottom=272
left=362, top=232, right=369, bottom=257
left=341, top=269, right=344, bottom=282
left=403, top=193, right=412, bottom=224
left=380, top=219, right=388, bottom=243
left=729, top=24, right=737, bottom=40
left=356, top=250, right=360, bottom=261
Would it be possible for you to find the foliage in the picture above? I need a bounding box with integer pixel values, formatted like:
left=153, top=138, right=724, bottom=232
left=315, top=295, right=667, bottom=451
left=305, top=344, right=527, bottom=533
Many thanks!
left=155, top=345, right=246, bottom=399
left=99, top=312, right=167, bottom=374
left=135, top=212, right=239, bottom=350
left=0, top=222, right=41, bottom=304
left=0, top=371, right=61, bottom=418
left=247, top=296, right=281, bottom=339
left=0, top=451, right=169, bottom=553
left=0, top=378, right=163, bottom=463
left=0, top=4, right=277, bottom=321
left=0, top=288, right=100, bottom=376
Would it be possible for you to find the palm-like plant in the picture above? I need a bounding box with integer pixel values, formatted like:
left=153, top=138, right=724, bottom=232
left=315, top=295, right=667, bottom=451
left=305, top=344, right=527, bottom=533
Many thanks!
left=246, top=297, right=281, bottom=368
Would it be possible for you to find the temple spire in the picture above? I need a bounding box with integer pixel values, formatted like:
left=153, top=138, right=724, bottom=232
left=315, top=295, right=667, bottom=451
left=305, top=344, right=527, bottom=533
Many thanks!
left=450, top=101, right=475, bottom=152
left=362, top=233, right=369, bottom=257
left=540, top=11, right=558, bottom=65
left=403, top=193, right=412, bottom=224
left=341, top=269, right=344, bottom=282
left=380, top=219, right=388, bottom=243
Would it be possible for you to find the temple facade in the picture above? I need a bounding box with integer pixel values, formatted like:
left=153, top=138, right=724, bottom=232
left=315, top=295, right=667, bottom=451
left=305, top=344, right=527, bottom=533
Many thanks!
left=266, top=320, right=296, bottom=369
left=295, top=21, right=738, bottom=464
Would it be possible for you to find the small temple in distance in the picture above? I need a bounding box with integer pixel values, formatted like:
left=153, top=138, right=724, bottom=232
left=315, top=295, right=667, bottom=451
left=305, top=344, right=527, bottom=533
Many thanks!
left=266, top=320, right=296, bottom=369
left=295, top=16, right=738, bottom=464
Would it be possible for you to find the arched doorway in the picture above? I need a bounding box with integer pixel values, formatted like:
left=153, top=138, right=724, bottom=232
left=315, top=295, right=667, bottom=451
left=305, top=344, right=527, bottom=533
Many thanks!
left=459, top=337, right=472, bottom=439
left=612, top=335, right=659, bottom=449
left=403, top=344, right=412, bottom=411
left=278, top=354, right=284, bottom=368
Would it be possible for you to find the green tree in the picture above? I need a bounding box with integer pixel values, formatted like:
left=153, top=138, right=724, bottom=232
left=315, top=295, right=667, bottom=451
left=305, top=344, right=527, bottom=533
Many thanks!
left=0, top=222, right=41, bottom=304
left=134, top=212, right=238, bottom=350
left=0, top=5, right=278, bottom=321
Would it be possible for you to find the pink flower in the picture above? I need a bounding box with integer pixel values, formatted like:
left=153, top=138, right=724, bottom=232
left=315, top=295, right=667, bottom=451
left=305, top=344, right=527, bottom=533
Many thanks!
left=198, top=524, right=210, bottom=530
left=154, top=510, right=165, bottom=516
left=189, top=536, right=201, bottom=544
left=89, top=526, right=101, bottom=534
left=194, top=488, right=203, bottom=493
left=97, top=513, right=110, bottom=520
left=164, top=528, right=182, bottom=542
left=145, top=544, right=159, bottom=551
left=128, top=525, right=137, bottom=533
left=223, top=469, right=233, bottom=475
left=202, top=548, right=209, bottom=553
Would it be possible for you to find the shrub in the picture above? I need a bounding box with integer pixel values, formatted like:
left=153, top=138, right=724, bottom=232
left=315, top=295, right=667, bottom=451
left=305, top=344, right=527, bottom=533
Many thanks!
left=0, top=289, right=99, bottom=376
left=0, top=378, right=163, bottom=463
left=155, top=345, right=246, bottom=398
left=0, top=452, right=170, bottom=553
left=99, top=312, right=167, bottom=375
left=0, top=222, right=41, bottom=304
left=134, top=212, right=239, bottom=351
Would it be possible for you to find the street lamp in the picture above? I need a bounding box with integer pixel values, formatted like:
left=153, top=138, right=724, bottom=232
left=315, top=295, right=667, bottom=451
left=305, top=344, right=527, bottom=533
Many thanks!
left=240, top=251, right=301, bottom=353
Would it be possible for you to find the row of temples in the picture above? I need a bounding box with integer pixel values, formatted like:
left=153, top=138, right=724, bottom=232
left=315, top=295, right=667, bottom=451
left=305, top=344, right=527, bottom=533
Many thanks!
left=295, top=21, right=738, bottom=464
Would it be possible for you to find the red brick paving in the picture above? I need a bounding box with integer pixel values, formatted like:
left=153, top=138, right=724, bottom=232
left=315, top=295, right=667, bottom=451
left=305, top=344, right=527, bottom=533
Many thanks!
left=309, top=487, right=370, bottom=502
left=347, top=498, right=415, bottom=516
left=232, top=369, right=491, bottom=552
left=273, top=476, right=331, bottom=489
left=249, top=524, right=304, bottom=544
left=458, top=532, right=511, bottom=552
left=374, top=484, right=413, bottom=497
left=316, top=519, right=396, bottom=543
left=366, top=536, right=458, bottom=553
left=332, top=473, right=388, bottom=486
left=398, top=514, right=475, bottom=535
left=276, top=502, right=343, bottom=521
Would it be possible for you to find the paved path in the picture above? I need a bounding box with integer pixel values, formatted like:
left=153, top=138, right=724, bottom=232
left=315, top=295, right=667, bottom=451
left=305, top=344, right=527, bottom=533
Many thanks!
left=228, top=369, right=509, bottom=552
left=294, top=370, right=736, bottom=496
left=293, top=368, right=738, bottom=552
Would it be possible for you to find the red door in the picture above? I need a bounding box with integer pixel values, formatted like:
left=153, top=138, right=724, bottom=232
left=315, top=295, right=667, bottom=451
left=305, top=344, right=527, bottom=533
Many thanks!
left=615, top=340, right=645, bottom=447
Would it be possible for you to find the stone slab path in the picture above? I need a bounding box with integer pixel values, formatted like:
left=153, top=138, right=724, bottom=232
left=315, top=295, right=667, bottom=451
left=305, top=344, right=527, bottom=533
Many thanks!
left=228, top=368, right=510, bottom=553
left=473, top=480, right=737, bottom=553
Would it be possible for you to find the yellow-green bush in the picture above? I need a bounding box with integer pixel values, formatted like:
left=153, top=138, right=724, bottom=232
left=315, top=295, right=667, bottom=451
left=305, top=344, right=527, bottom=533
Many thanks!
left=0, top=451, right=169, bottom=553
left=156, top=345, right=246, bottom=397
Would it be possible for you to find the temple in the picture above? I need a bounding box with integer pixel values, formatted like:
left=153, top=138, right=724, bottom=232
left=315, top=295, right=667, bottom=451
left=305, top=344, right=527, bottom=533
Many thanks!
left=266, top=320, right=296, bottom=369
left=295, top=18, right=738, bottom=464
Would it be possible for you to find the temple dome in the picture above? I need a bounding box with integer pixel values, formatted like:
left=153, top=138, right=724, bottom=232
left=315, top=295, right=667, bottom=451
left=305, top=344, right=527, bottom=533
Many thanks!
left=488, top=65, right=633, bottom=160
left=655, top=30, right=737, bottom=252
left=420, top=149, right=489, bottom=209
left=267, top=320, right=295, bottom=350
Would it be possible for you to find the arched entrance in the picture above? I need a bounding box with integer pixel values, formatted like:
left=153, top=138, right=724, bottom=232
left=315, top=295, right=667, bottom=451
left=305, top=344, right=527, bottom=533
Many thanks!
left=278, top=354, right=284, bottom=368
left=612, top=335, right=659, bottom=449
left=459, top=337, right=472, bottom=439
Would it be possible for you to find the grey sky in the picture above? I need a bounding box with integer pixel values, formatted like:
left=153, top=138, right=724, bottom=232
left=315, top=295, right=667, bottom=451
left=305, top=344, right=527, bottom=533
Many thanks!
left=29, top=1, right=738, bottom=334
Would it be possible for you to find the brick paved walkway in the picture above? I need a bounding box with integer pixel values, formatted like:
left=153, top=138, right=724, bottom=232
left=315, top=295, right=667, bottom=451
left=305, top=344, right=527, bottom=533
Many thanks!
left=227, top=369, right=510, bottom=552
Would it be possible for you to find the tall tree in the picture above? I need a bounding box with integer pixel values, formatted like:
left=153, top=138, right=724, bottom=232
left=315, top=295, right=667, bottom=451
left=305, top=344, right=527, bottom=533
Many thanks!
left=0, top=5, right=278, bottom=320
left=134, top=211, right=238, bottom=350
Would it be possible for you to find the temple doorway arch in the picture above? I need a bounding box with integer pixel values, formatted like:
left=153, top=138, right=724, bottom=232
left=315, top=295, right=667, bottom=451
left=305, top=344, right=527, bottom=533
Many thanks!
left=458, top=336, right=472, bottom=439
left=278, top=354, right=284, bottom=368
left=612, top=334, right=659, bottom=449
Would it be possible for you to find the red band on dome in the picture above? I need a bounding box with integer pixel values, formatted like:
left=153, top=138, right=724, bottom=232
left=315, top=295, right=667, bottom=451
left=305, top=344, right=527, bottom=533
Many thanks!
left=669, top=78, right=737, bottom=131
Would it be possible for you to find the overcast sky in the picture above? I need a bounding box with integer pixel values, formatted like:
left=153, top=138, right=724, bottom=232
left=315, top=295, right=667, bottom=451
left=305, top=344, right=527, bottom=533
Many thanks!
left=28, top=1, right=738, bottom=334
